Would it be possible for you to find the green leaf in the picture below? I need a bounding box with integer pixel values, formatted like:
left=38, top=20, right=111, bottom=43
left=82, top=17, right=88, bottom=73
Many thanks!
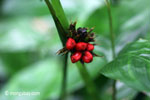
left=44, top=1, right=70, bottom=99
left=51, top=0, right=69, bottom=32
left=100, top=39, right=150, bottom=92
left=0, top=58, right=62, bottom=100
left=45, top=0, right=69, bottom=46
left=116, top=82, right=137, bottom=100
left=0, top=56, right=106, bottom=100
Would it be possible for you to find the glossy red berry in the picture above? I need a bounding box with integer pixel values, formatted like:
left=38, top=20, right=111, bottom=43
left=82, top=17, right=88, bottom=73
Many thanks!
left=66, top=38, right=76, bottom=50
left=87, top=43, right=94, bottom=51
left=82, top=51, right=93, bottom=63
left=75, top=42, right=87, bottom=51
left=71, top=52, right=82, bottom=63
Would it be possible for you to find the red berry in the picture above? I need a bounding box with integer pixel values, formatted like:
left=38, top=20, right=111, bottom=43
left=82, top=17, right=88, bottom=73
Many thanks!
left=75, top=42, right=87, bottom=51
left=87, top=43, right=94, bottom=51
left=82, top=51, right=93, bottom=63
left=66, top=38, right=76, bottom=50
left=71, top=52, right=82, bottom=63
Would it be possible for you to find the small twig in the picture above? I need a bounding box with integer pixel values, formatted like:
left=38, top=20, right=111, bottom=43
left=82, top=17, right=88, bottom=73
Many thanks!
left=105, top=0, right=116, bottom=100
left=105, top=0, right=115, bottom=59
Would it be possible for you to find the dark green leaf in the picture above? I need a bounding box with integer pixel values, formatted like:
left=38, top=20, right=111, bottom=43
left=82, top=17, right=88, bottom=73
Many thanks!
left=45, top=0, right=69, bottom=46
left=100, top=39, right=150, bottom=92
left=51, top=0, right=69, bottom=32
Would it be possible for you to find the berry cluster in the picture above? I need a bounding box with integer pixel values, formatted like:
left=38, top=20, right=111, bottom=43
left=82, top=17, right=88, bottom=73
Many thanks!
left=57, top=22, right=98, bottom=63
left=66, top=38, right=94, bottom=63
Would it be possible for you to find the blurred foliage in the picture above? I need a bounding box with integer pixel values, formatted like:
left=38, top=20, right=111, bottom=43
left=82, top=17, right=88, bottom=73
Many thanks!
left=101, top=39, right=150, bottom=92
left=0, top=0, right=150, bottom=100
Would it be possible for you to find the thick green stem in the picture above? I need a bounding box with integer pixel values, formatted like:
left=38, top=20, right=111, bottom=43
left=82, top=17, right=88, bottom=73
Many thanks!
left=60, top=54, right=68, bottom=100
left=76, top=62, right=100, bottom=100
left=44, top=0, right=69, bottom=99
left=105, top=0, right=116, bottom=100
left=44, top=0, right=68, bottom=46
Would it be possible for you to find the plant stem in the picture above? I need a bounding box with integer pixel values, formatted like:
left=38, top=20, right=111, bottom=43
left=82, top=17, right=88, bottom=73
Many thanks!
left=105, top=0, right=115, bottom=59
left=60, top=53, right=68, bottom=100
left=112, top=80, right=116, bottom=100
left=76, top=62, right=100, bottom=100
left=44, top=0, right=69, bottom=99
left=44, top=0, right=68, bottom=46
left=105, top=0, right=116, bottom=100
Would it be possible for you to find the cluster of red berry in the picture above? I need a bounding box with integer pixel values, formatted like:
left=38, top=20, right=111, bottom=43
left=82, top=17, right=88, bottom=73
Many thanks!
left=57, top=22, right=98, bottom=64
left=66, top=38, right=94, bottom=63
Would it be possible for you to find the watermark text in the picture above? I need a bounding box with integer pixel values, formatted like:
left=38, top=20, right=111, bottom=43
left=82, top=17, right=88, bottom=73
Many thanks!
left=5, top=91, right=40, bottom=96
